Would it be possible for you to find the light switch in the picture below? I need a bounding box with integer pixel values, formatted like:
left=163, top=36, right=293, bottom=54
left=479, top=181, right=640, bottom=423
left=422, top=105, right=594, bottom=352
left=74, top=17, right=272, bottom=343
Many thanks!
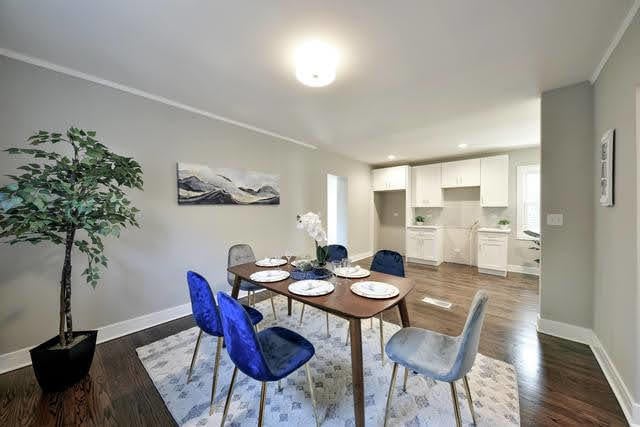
left=546, top=213, right=563, bottom=226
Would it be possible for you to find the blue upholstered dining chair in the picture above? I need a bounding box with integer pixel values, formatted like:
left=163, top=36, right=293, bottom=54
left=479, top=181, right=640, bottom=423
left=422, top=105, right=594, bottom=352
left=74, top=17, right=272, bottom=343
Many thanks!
left=383, top=290, right=489, bottom=427
left=186, top=271, right=264, bottom=416
left=227, top=244, right=277, bottom=319
left=216, top=292, right=320, bottom=427
left=346, top=249, right=405, bottom=364
left=299, top=244, right=349, bottom=337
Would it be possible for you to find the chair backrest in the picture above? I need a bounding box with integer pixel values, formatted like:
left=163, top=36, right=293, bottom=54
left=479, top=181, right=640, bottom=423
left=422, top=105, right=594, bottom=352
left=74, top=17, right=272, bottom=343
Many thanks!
left=370, top=250, right=405, bottom=277
left=450, top=290, right=489, bottom=378
left=216, top=292, right=273, bottom=381
left=227, top=244, right=256, bottom=286
left=326, top=244, right=348, bottom=262
left=186, top=271, right=222, bottom=336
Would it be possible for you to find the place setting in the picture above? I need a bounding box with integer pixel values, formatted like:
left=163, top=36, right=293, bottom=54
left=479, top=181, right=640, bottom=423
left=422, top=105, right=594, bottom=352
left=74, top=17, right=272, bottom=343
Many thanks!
left=350, top=280, right=400, bottom=299
left=249, top=269, right=290, bottom=282
left=254, top=257, right=288, bottom=267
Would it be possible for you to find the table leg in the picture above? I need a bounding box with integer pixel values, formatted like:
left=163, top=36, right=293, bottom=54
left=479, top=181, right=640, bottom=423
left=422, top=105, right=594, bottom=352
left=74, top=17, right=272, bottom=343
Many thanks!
left=287, top=297, right=292, bottom=316
left=231, top=275, right=241, bottom=299
left=349, top=318, right=365, bottom=427
left=397, top=297, right=411, bottom=327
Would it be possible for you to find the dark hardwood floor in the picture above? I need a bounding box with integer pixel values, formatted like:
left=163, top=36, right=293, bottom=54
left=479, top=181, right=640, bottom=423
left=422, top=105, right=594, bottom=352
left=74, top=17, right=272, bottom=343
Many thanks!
left=0, top=261, right=627, bottom=426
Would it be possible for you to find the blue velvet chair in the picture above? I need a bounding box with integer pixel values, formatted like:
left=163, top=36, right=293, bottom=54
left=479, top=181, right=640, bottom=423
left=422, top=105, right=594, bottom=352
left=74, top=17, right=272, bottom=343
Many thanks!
left=216, top=292, right=320, bottom=426
left=299, top=244, right=349, bottom=337
left=346, top=250, right=405, bottom=364
left=383, top=290, right=489, bottom=427
left=186, top=271, right=264, bottom=416
left=228, top=244, right=278, bottom=319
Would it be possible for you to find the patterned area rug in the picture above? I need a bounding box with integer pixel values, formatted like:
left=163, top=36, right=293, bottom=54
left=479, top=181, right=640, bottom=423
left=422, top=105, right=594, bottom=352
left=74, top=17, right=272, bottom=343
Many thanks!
left=137, top=298, right=520, bottom=426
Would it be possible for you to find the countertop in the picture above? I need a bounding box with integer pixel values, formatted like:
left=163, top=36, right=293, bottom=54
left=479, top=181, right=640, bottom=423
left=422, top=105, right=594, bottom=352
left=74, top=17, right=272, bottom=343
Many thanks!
left=478, top=227, right=511, bottom=234
left=407, top=224, right=441, bottom=229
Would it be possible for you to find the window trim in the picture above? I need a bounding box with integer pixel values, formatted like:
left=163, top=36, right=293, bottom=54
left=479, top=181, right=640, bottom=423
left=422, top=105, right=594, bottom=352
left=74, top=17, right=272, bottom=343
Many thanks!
left=516, top=164, right=540, bottom=240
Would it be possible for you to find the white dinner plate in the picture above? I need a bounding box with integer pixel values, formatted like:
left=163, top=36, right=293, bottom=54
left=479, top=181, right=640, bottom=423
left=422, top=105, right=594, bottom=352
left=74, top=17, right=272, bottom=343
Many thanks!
left=250, top=270, right=290, bottom=283
left=350, top=281, right=399, bottom=299
left=334, top=266, right=370, bottom=279
left=288, top=280, right=334, bottom=296
left=255, top=258, right=287, bottom=267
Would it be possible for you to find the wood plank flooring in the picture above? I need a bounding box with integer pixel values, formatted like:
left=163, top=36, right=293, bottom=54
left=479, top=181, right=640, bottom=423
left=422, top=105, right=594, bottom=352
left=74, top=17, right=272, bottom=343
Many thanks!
left=0, top=261, right=628, bottom=426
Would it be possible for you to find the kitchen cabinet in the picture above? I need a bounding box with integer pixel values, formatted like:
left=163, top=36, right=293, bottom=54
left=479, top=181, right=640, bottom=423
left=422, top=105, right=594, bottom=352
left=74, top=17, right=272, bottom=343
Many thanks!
left=406, top=226, right=443, bottom=266
left=372, top=166, right=408, bottom=191
left=480, top=155, right=509, bottom=207
left=477, top=228, right=509, bottom=276
left=441, top=158, right=480, bottom=188
left=411, top=164, right=443, bottom=207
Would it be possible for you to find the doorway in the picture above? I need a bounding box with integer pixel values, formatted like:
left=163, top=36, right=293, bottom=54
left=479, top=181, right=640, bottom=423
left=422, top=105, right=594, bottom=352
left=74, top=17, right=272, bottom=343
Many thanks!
left=327, top=174, right=348, bottom=246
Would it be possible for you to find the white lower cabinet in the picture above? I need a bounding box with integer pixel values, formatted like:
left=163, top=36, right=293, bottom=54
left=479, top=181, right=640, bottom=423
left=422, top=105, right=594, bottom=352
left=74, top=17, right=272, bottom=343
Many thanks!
left=406, top=227, right=443, bottom=266
left=477, top=228, right=509, bottom=277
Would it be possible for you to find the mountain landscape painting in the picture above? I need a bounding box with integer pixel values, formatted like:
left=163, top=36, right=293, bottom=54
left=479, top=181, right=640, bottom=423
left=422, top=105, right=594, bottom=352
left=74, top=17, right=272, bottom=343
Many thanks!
left=177, top=162, right=280, bottom=205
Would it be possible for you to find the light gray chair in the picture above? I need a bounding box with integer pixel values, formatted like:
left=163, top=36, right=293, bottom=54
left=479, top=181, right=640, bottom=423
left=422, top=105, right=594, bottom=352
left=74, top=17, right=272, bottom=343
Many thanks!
left=383, top=290, right=489, bottom=427
left=227, top=244, right=277, bottom=319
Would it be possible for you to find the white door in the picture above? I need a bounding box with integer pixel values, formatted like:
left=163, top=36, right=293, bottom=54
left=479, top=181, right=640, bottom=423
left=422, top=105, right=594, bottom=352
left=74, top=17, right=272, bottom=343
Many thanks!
left=480, top=155, right=509, bottom=207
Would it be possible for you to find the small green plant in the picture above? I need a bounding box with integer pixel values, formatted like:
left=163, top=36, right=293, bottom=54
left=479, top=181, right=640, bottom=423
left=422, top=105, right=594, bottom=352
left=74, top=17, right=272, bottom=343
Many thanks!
left=415, top=215, right=425, bottom=223
left=498, top=219, right=510, bottom=225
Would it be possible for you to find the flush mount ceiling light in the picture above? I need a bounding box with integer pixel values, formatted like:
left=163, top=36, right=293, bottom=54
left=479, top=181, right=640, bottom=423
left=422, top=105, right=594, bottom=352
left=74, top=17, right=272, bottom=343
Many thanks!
left=387, top=155, right=396, bottom=160
left=458, top=143, right=468, bottom=149
left=294, top=40, right=339, bottom=87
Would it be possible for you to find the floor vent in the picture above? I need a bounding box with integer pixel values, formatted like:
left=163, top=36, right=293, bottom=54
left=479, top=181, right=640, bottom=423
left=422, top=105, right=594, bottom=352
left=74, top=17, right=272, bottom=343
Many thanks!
left=421, top=296, right=453, bottom=310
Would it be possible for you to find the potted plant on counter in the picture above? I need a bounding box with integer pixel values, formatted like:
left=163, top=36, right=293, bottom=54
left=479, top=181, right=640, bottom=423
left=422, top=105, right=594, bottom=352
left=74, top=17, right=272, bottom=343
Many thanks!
left=415, top=215, right=425, bottom=225
left=497, top=219, right=510, bottom=230
left=0, top=128, right=143, bottom=391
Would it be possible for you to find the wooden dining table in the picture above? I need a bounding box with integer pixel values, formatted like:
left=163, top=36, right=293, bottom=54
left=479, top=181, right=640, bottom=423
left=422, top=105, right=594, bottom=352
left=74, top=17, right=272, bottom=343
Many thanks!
left=227, top=260, right=415, bottom=427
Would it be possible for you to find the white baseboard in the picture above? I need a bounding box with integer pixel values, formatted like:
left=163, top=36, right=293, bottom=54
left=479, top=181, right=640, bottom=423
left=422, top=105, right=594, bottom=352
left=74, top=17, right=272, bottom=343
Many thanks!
left=536, top=314, right=594, bottom=345
left=351, top=251, right=373, bottom=262
left=508, top=264, right=540, bottom=276
left=591, top=334, right=640, bottom=426
left=537, top=315, right=640, bottom=426
left=0, top=302, right=192, bottom=375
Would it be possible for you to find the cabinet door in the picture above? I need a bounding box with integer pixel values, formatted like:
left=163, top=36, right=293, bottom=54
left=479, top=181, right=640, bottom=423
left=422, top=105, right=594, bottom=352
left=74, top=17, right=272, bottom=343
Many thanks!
left=411, top=167, right=423, bottom=206
left=421, top=234, right=437, bottom=261
left=480, top=155, right=509, bottom=207
left=413, top=164, right=442, bottom=206
left=406, top=232, right=422, bottom=258
left=372, top=169, right=385, bottom=191
left=387, top=166, right=407, bottom=190
left=478, top=235, right=507, bottom=270
left=441, top=162, right=460, bottom=188
left=459, top=158, right=481, bottom=186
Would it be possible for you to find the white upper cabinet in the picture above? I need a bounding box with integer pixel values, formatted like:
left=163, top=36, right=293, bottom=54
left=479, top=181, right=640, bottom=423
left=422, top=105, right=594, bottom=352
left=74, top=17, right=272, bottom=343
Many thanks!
left=441, top=158, right=481, bottom=188
left=411, top=164, right=443, bottom=207
left=372, top=166, right=408, bottom=191
left=480, top=155, right=509, bottom=207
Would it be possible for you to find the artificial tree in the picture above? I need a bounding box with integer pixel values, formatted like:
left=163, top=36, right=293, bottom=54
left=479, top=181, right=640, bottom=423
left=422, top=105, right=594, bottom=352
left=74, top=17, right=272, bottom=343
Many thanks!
left=0, top=128, right=143, bottom=348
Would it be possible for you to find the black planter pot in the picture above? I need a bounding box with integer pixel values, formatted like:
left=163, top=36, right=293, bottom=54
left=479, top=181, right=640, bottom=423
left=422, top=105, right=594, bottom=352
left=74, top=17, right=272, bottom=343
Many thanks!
left=29, top=330, right=98, bottom=392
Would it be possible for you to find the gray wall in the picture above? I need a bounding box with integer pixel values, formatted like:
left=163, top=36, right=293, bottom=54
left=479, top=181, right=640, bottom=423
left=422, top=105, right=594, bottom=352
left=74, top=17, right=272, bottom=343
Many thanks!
left=593, top=10, right=640, bottom=402
left=0, top=57, right=372, bottom=354
left=374, top=191, right=406, bottom=255
left=539, top=82, right=594, bottom=328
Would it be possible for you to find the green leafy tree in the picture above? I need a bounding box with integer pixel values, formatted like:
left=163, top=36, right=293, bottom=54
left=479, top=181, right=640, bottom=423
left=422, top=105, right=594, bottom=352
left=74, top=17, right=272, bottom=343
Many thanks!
left=0, top=128, right=143, bottom=347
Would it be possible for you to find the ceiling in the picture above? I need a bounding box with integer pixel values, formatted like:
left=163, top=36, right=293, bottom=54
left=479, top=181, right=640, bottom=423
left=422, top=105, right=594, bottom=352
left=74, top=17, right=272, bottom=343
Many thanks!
left=0, top=1, right=634, bottom=164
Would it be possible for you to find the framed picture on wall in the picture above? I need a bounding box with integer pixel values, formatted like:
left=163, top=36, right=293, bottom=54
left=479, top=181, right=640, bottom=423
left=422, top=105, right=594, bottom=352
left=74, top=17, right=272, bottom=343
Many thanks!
left=599, top=129, right=615, bottom=207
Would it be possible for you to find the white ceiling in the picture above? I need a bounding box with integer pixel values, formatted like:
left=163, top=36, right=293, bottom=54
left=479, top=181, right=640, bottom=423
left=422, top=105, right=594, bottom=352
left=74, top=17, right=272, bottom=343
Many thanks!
left=0, top=1, right=634, bottom=164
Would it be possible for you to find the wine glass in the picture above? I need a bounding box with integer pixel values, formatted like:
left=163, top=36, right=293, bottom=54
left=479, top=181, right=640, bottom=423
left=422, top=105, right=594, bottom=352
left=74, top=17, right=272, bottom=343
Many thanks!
left=283, top=249, right=293, bottom=264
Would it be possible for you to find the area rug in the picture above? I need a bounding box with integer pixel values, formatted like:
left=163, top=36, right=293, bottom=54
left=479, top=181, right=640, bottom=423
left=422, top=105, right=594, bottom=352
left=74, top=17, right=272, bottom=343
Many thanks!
left=137, top=298, right=520, bottom=426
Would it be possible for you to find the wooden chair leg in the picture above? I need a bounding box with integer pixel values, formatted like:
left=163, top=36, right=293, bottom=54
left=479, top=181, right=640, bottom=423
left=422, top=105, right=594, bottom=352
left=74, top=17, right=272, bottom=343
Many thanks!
left=258, top=382, right=267, bottom=427
left=384, top=363, right=399, bottom=427
left=463, top=375, right=477, bottom=425
left=345, top=330, right=350, bottom=346
left=299, top=304, right=306, bottom=325
left=187, top=329, right=203, bottom=383
left=269, top=291, right=277, bottom=319
left=209, top=336, right=223, bottom=415
left=221, top=366, right=238, bottom=426
left=449, top=381, right=462, bottom=427
left=305, top=364, right=320, bottom=427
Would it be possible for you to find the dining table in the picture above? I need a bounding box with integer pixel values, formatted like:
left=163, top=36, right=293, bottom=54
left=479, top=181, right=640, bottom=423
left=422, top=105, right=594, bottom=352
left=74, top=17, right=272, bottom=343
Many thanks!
left=227, top=259, right=415, bottom=427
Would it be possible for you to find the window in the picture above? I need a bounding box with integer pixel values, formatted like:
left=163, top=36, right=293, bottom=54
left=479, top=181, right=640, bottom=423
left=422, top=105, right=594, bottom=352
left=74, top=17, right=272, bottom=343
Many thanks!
left=327, top=174, right=348, bottom=245
left=517, top=164, right=540, bottom=239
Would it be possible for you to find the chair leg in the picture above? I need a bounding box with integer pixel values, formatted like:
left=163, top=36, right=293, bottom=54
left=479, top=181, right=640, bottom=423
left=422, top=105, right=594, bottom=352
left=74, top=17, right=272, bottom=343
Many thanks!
left=221, top=366, right=238, bottom=426
left=402, top=367, right=409, bottom=392
left=384, top=363, right=399, bottom=427
left=277, top=380, right=283, bottom=392
left=463, top=375, right=477, bottom=425
left=269, top=291, right=277, bottom=319
left=305, top=364, right=320, bottom=427
left=449, top=381, right=462, bottom=427
left=258, top=382, right=267, bottom=427
left=326, top=312, right=330, bottom=338
left=370, top=317, right=373, bottom=328
left=299, top=304, right=306, bottom=325
left=209, top=336, right=223, bottom=415
left=345, top=330, right=350, bottom=346
left=187, top=330, right=203, bottom=383
left=379, top=313, right=385, bottom=365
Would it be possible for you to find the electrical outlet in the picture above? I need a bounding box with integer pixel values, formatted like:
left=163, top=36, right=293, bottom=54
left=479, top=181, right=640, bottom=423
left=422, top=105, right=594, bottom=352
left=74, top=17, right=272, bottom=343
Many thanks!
left=546, top=213, right=563, bottom=226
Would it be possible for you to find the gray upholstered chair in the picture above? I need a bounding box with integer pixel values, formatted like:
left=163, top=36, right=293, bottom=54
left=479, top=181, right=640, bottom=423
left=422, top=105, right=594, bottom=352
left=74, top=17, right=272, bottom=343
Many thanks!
left=383, top=290, right=489, bottom=427
left=227, top=244, right=277, bottom=319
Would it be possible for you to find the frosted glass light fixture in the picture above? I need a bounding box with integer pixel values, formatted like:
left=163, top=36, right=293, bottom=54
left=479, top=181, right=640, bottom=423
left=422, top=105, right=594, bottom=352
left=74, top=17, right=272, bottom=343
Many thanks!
left=295, top=40, right=339, bottom=87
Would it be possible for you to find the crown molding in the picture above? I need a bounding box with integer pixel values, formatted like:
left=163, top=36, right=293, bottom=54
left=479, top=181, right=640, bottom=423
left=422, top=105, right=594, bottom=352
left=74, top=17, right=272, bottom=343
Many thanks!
left=0, top=47, right=317, bottom=150
left=590, top=0, right=640, bottom=83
